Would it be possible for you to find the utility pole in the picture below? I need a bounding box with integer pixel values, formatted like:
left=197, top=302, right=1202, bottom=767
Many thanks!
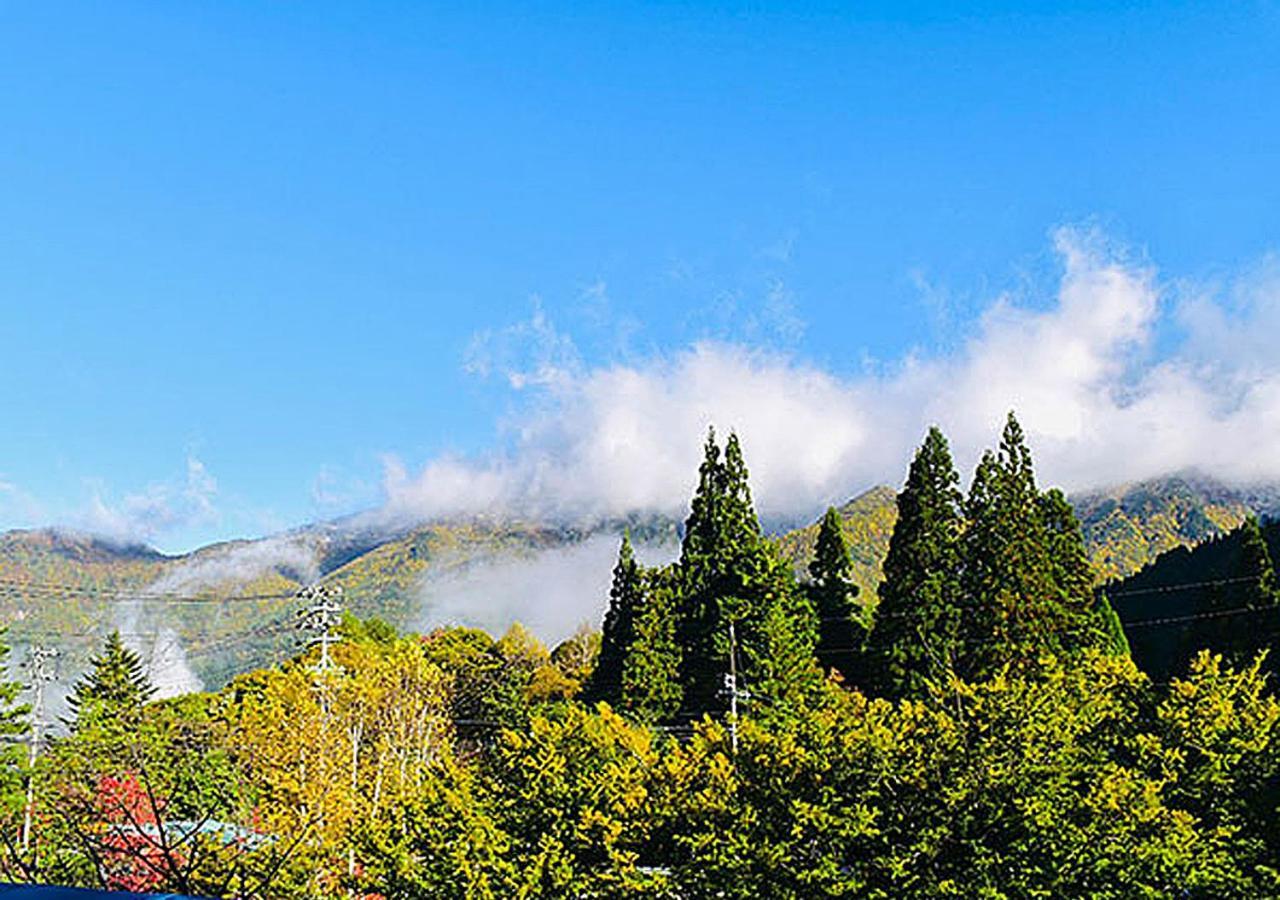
left=721, top=621, right=747, bottom=756
left=295, top=583, right=343, bottom=839
left=21, top=644, right=58, bottom=858
left=297, top=583, right=343, bottom=673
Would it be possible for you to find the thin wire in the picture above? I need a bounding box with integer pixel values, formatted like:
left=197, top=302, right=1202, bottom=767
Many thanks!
left=813, top=574, right=1268, bottom=625
left=0, top=577, right=299, bottom=604
left=815, top=601, right=1280, bottom=656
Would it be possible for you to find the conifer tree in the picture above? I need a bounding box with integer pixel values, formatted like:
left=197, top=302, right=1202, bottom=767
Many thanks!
left=961, top=413, right=1107, bottom=677
left=620, top=567, right=682, bottom=721
left=865, top=427, right=965, bottom=698
left=67, top=630, right=155, bottom=725
left=1039, top=487, right=1108, bottom=654
left=1238, top=515, right=1279, bottom=608
left=808, top=507, right=863, bottom=685
left=674, top=429, right=817, bottom=717
left=587, top=533, right=646, bottom=706
left=1096, top=594, right=1131, bottom=658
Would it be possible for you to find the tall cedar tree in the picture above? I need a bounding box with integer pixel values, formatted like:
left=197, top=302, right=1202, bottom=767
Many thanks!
left=674, top=430, right=818, bottom=717
left=865, top=427, right=965, bottom=698
left=587, top=532, right=645, bottom=706
left=620, top=566, right=682, bottom=721
left=808, top=507, right=863, bottom=685
left=961, top=413, right=1106, bottom=677
left=67, top=630, right=155, bottom=725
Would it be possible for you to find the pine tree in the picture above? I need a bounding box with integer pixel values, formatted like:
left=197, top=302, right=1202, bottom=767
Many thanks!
left=674, top=429, right=817, bottom=718
left=1239, top=515, right=1279, bottom=608
left=587, top=533, right=646, bottom=706
left=1096, top=594, right=1131, bottom=658
left=961, top=413, right=1107, bottom=677
left=864, top=427, right=966, bottom=698
left=808, top=507, right=864, bottom=685
left=1039, top=487, right=1108, bottom=654
left=67, top=630, right=155, bottom=725
left=620, top=566, right=682, bottom=721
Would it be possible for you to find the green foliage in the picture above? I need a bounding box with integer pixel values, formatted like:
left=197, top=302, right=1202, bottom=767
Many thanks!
left=671, top=430, right=819, bottom=718
left=619, top=566, right=682, bottom=722
left=1097, top=594, right=1131, bottom=657
left=865, top=426, right=966, bottom=698
left=960, top=414, right=1108, bottom=677
left=585, top=533, right=644, bottom=706
left=66, top=630, right=155, bottom=727
left=663, top=651, right=1277, bottom=898
left=808, top=507, right=864, bottom=685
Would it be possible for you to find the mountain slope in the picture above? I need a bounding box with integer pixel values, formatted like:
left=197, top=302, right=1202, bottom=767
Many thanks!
left=772, top=486, right=898, bottom=608
left=1071, top=474, right=1256, bottom=582
left=1, top=473, right=1273, bottom=694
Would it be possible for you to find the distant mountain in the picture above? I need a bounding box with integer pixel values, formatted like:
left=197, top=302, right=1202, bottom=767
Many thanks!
left=773, top=486, right=898, bottom=611
left=1, top=472, right=1274, bottom=695
left=1071, top=473, right=1265, bottom=583
left=775, top=473, right=1279, bottom=597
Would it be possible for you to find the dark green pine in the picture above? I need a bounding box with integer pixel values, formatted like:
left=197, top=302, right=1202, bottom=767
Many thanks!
left=808, top=506, right=864, bottom=686
left=1096, top=594, right=1131, bottom=658
left=621, top=565, right=683, bottom=722
left=961, top=412, right=1109, bottom=677
left=587, top=532, right=646, bottom=706
left=865, top=426, right=966, bottom=698
left=67, top=629, right=155, bottom=725
left=674, top=428, right=817, bottom=718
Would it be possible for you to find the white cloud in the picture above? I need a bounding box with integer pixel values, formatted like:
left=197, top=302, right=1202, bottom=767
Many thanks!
left=79, top=454, right=220, bottom=544
left=418, top=535, right=676, bottom=644
left=382, top=228, right=1280, bottom=527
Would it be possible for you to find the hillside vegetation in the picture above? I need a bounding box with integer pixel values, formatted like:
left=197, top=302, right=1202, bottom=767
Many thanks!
left=0, top=472, right=1272, bottom=692
left=5, top=418, right=1280, bottom=897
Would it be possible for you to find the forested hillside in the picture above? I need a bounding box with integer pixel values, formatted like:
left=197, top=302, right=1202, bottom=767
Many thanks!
left=1108, top=515, right=1280, bottom=680
left=0, top=468, right=1272, bottom=695
left=5, top=416, right=1280, bottom=898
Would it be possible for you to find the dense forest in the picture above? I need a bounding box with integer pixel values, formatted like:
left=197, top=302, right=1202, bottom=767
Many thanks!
left=2, top=413, right=1280, bottom=898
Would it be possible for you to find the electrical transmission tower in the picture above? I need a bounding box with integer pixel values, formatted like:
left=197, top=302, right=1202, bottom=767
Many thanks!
left=21, top=644, right=58, bottom=857
left=296, top=583, right=344, bottom=672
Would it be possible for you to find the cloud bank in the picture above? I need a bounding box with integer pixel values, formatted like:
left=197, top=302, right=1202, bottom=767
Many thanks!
left=418, top=535, right=677, bottom=643
left=382, top=230, right=1280, bottom=527
left=81, top=455, right=220, bottom=545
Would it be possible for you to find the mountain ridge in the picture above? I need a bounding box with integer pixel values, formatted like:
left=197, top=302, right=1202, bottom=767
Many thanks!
left=2, top=472, right=1275, bottom=693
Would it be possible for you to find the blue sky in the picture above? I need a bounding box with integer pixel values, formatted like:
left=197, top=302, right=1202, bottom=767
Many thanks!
left=1, top=2, right=1279, bottom=552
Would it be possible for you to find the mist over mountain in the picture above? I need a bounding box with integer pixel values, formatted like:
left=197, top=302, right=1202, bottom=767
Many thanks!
left=2, top=468, right=1276, bottom=709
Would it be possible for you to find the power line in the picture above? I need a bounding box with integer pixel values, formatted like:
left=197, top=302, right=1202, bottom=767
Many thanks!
left=0, top=577, right=300, bottom=604
left=815, top=601, right=1280, bottom=656
left=1100, top=574, right=1265, bottom=600
left=813, top=574, right=1269, bottom=626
